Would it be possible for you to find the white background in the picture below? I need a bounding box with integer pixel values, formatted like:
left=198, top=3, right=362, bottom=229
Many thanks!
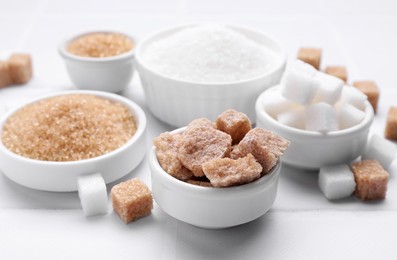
left=0, top=0, right=397, bottom=259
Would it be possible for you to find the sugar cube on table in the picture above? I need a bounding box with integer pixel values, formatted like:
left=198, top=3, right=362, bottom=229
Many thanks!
left=262, top=90, right=297, bottom=119
left=0, top=61, right=12, bottom=88
left=281, top=60, right=321, bottom=105
left=297, top=47, right=322, bottom=70
left=77, top=173, right=108, bottom=217
left=8, top=54, right=32, bottom=84
left=324, top=66, right=348, bottom=82
left=385, top=106, right=397, bottom=140
left=313, top=72, right=344, bottom=105
left=362, top=134, right=397, bottom=169
left=338, top=104, right=366, bottom=130
left=338, top=85, right=367, bottom=111
left=111, top=179, right=153, bottom=224
left=353, top=81, right=380, bottom=113
left=277, top=106, right=305, bottom=129
left=318, top=164, right=356, bottom=200
left=351, top=160, right=389, bottom=201
left=305, top=102, right=338, bottom=133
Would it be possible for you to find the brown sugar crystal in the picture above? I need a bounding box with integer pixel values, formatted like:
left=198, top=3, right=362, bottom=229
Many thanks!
left=385, top=106, right=397, bottom=140
left=202, top=154, right=262, bottom=187
left=68, top=32, right=134, bottom=58
left=8, top=54, right=32, bottom=84
left=1, top=94, right=136, bottom=162
left=297, top=47, right=322, bottom=70
left=353, top=81, right=380, bottom=113
left=0, top=61, right=12, bottom=88
left=178, top=121, right=232, bottom=177
left=111, top=179, right=153, bottom=224
left=231, top=128, right=290, bottom=173
left=351, top=160, right=389, bottom=201
left=154, top=132, right=193, bottom=181
left=324, top=66, right=348, bottom=82
left=215, top=108, right=252, bottom=144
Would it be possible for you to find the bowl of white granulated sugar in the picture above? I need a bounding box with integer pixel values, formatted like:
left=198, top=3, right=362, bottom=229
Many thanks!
left=135, top=24, right=287, bottom=127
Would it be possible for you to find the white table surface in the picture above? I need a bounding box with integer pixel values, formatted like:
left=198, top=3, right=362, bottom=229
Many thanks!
left=1, top=0, right=397, bottom=259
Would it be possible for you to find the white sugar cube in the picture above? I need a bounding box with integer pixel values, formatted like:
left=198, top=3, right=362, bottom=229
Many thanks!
left=338, top=85, right=367, bottom=111
left=338, top=104, right=366, bottom=129
left=362, top=134, right=397, bottom=169
left=306, top=102, right=338, bottom=133
left=277, top=106, right=305, bottom=129
left=262, top=90, right=297, bottom=118
left=313, top=72, right=343, bottom=105
left=78, top=173, right=108, bottom=217
left=318, top=164, right=356, bottom=200
left=281, top=60, right=321, bottom=105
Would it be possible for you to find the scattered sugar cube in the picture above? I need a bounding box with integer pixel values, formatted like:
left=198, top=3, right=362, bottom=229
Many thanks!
left=338, top=104, right=366, bottom=130
left=325, top=66, right=347, bottom=82
left=338, top=85, right=367, bottom=111
left=8, top=54, right=32, bottom=84
left=277, top=106, right=305, bottom=129
left=262, top=90, right=298, bottom=119
left=281, top=60, right=321, bottom=105
left=313, top=72, right=343, bottom=105
left=0, top=61, right=12, bottom=88
left=77, top=173, right=108, bottom=217
left=353, top=81, right=380, bottom=113
left=351, top=160, right=389, bottom=200
left=362, top=134, right=397, bottom=169
left=305, top=102, right=338, bottom=133
left=297, top=47, right=322, bottom=70
left=202, top=154, right=262, bottom=187
left=385, top=106, right=397, bottom=140
left=215, top=109, right=252, bottom=144
left=318, top=164, right=356, bottom=200
left=111, top=179, right=153, bottom=224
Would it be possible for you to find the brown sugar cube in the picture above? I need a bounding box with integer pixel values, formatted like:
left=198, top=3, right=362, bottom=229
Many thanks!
left=8, top=54, right=32, bottom=84
left=111, top=179, right=153, bottom=224
left=351, top=160, right=389, bottom=201
left=297, top=47, right=322, bottom=70
left=385, top=106, right=397, bottom=140
left=154, top=132, right=193, bottom=181
left=231, top=128, right=290, bottom=173
left=0, top=61, right=12, bottom=88
left=202, top=154, right=262, bottom=187
left=215, top=109, right=252, bottom=144
left=353, top=81, right=380, bottom=113
left=186, top=118, right=215, bottom=130
left=178, top=126, right=232, bottom=177
left=324, top=66, right=347, bottom=82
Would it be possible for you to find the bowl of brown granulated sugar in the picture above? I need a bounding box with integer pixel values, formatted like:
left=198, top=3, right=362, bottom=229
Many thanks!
left=0, top=90, right=146, bottom=192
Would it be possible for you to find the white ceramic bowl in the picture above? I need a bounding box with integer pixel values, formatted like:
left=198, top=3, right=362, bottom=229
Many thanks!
left=135, top=24, right=287, bottom=127
left=0, top=90, right=146, bottom=192
left=255, top=86, right=374, bottom=170
left=58, top=31, right=136, bottom=93
left=149, top=127, right=281, bottom=229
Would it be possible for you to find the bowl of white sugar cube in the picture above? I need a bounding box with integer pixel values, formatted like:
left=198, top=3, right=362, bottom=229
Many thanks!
left=135, top=23, right=286, bottom=127
left=256, top=60, right=374, bottom=169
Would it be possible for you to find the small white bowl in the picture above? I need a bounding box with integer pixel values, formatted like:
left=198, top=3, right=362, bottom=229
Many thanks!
left=0, top=90, right=146, bottom=192
left=149, top=127, right=281, bottom=229
left=58, top=31, right=136, bottom=93
left=135, top=24, right=287, bottom=127
left=255, top=86, right=374, bottom=170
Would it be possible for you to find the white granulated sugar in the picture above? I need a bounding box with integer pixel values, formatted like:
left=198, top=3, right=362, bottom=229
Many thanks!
left=142, top=24, right=275, bottom=83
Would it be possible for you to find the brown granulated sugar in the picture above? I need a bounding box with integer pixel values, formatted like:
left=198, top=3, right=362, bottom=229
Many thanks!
left=2, top=94, right=136, bottom=162
left=68, top=32, right=134, bottom=58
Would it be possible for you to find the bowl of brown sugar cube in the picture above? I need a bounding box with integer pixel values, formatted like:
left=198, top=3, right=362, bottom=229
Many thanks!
left=150, top=109, right=290, bottom=228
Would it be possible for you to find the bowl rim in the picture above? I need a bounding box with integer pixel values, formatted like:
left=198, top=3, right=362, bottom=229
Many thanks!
left=256, top=85, right=374, bottom=139
left=150, top=126, right=281, bottom=195
left=58, top=30, right=136, bottom=63
left=135, top=23, right=287, bottom=86
left=0, top=90, right=147, bottom=166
